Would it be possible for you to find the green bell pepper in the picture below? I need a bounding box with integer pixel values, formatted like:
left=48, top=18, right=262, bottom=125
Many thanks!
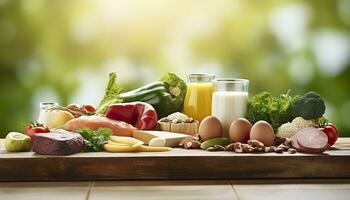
left=96, top=72, right=187, bottom=118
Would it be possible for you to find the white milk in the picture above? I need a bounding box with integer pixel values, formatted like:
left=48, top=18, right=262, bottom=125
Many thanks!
left=212, top=91, right=249, bottom=138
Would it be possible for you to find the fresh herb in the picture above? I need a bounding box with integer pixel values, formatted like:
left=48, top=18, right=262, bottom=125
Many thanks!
left=76, top=128, right=112, bottom=152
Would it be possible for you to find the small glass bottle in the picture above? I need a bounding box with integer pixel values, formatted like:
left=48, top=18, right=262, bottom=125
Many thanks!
left=183, top=74, right=215, bottom=122
left=37, top=102, right=59, bottom=128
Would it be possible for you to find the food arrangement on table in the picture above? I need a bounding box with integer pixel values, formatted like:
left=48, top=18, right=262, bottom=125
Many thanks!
left=3, top=72, right=339, bottom=156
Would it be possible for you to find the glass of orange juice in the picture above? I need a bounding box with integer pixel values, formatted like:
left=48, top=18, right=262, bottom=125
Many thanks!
left=183, top=73, right=215, bottom=122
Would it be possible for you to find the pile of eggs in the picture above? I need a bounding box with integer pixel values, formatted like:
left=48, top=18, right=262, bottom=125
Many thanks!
left=198, top=116, right=275, bottom=146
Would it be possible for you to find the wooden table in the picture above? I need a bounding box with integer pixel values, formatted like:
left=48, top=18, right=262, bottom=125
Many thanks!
left=0, top=138, right=349, bottom=199
left=0, top=138, right=349, bottom=181
left=0, top=138, right=350, bottom=181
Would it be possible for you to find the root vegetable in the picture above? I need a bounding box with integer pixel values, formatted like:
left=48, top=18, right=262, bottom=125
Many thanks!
left=291, top=127, right=328, bottom=153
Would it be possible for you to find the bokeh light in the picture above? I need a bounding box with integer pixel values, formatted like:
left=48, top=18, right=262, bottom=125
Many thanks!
left=0, top=0, right=349, bottom=137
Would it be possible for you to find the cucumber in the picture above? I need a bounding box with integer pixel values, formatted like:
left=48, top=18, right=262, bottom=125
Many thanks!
left=200, top=138, right=230, bottom=150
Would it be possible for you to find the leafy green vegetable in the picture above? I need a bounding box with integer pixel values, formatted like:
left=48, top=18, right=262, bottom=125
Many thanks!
left=292, top=91, right=326, bottom=120
left=247, top=90, right=326, bottom=132
left=96, top=72, right=122, bottom=114
left=160, top=72, right=187, bottom=109
left=76, top=128, right=112, bottom=152
left=246, top=91, right=298, bottom=131
left=96, top=72, right=187, bottom=116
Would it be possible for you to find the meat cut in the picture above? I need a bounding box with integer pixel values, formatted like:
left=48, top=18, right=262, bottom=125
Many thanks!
left=32, top=129, right=84, bottom=155
left=64, top=115, right=136, bottom=136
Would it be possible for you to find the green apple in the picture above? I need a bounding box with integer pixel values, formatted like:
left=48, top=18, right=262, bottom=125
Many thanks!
left=5, top=132, right=32, bottom=152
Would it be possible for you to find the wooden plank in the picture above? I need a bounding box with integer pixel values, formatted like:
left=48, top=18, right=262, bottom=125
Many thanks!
left=89, top=181, right=237, bottom=200
left=0, top=182, right=90, bottom=200
left=0, top=138, right=349, bottom=181
left=231, top=179, right=350, bottom=200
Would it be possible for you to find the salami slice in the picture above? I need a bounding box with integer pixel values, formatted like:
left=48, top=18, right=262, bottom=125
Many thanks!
left=292, top=127, right=328, bottom=154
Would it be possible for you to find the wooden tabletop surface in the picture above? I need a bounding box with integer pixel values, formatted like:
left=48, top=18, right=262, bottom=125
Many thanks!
left=1, top=138, right=350, bottom=199
left=0, top=138, right=349, bottom=181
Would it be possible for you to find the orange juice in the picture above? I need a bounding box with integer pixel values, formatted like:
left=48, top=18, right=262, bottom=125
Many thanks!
left=183, top=74, right=215, bottom=122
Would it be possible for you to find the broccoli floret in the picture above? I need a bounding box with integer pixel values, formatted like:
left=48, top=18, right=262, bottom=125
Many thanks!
left=292, top=91, right=326, bottom=120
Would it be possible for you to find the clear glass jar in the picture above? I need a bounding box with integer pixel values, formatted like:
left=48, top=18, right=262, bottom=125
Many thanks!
left=37, top=102, right=59, bottom=128
left=39, top=102, right=58, bottom=112
left=212, top=78, right=249, bottom=138
left=183, top=74, right=215, bottom=122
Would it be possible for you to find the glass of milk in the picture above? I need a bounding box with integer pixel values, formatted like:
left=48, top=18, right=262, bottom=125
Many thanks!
left=212, top=78, right=249, bottom=138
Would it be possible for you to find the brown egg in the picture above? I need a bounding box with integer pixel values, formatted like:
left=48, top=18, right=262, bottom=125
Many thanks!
left=250, top=120, right=275, bottom=146
left=199, top=116, right=223, bottom=141
left=229, top=118, right=252, bottom=143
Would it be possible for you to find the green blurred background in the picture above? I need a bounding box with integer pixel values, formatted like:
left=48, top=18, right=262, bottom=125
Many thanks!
left=0, top=0, right=349, bottom=137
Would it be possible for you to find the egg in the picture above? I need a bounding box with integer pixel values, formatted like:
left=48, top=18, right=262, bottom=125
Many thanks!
left=250, top=120, right=275, bottom=146
left=198, top=116, right=223, bottom=141
left=229, top=118, right=252, bottom=143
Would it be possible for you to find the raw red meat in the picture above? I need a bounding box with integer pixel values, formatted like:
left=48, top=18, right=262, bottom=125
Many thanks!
left=33, top=129, right=84, bottom=155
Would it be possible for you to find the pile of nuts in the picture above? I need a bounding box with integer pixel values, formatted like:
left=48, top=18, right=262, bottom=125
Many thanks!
left=179, top=135, right=297, bottom=154
left=226, top=139, right=297, bottom=154
left=179, top=135, right=201, bottom=149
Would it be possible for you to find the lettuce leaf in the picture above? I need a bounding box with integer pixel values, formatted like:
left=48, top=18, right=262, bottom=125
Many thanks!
left=76, top=128, right=112, bottom=152
left=246, top=91, right=298, bottom=131
left=96, top=72, right=122, bottom=114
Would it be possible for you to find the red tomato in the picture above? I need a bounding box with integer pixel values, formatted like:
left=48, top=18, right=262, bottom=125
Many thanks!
left=328, top=123, right=339, bottom=134
left=319, top=124, right=338, bottom=146
left=82, top=104, right=96, bottom=113
left=24, top=123, right=50, bottom=140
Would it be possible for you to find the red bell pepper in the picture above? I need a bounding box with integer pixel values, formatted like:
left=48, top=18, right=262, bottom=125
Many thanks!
left=105, top=102, right=158, bottom=130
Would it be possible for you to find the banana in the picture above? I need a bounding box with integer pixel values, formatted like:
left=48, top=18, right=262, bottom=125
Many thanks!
left=103, top=144, right=137, bottom=152
left=138, top=145, right=171, bottom=152
left=109, top=136, right=144, bottom=147
left=200, top=138, right=230, bottom=150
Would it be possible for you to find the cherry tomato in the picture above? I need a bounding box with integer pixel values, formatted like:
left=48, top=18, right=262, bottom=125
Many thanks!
left=24, top=123, right=50, bottom=140
left=328, top=123, right=339, bottom=134
left=82, top=104, right=96, bottom=113
left=319, top=124, right=338, bottom=146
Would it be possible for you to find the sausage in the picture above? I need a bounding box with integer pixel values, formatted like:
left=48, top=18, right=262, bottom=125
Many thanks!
left=291, top=127, right=328, bottom=153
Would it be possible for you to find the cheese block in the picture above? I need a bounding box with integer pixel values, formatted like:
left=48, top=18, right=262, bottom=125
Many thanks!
left=132, top=130, right=188, bottom=147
